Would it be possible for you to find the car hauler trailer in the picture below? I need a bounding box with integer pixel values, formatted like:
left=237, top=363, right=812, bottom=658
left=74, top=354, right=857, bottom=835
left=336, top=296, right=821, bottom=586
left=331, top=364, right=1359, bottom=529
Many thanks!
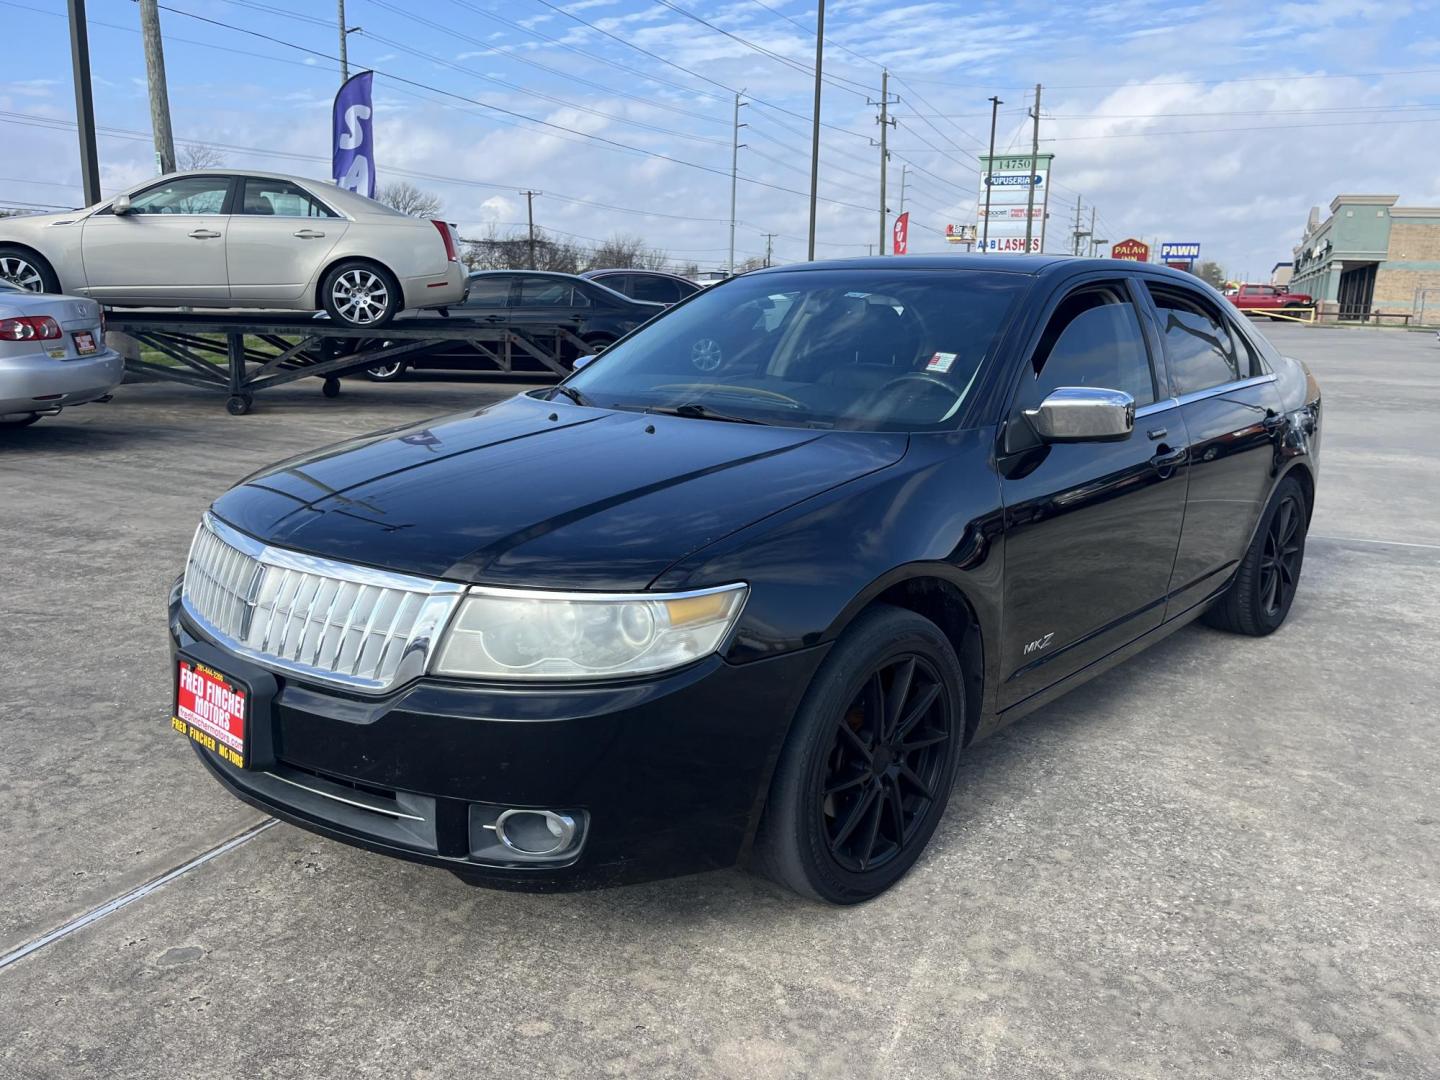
left=108, top=312, right=589, bottom=415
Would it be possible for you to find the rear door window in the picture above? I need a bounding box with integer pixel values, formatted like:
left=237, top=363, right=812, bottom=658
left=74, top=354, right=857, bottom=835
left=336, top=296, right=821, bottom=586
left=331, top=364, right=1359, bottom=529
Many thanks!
left=1146, top=284, right=1245, bottom=395
left=240, top=178, right=336, bottom=218
left=517, top=276, right=576, bottom=307
left=630, top=275, right=680, bottom=303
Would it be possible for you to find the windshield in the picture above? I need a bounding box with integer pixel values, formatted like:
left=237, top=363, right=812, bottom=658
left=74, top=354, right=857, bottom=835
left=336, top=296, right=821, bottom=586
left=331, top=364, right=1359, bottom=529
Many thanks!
left=563, top=268, right=1026, bottom=431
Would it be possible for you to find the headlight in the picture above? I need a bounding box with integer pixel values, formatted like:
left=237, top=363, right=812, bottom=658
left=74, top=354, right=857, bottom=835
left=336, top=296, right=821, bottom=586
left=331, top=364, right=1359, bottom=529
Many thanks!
left=431, top=583, right=748, bottom=680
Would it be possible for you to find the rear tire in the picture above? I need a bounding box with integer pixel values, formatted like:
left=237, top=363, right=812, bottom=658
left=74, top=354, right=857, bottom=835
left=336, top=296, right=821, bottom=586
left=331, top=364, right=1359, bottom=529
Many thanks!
left=364, top=359, right=408, bottom=382
left=0, top=245, right=60, bottom=293
left=1203, top=475, right=1308, bottom=636
left=752, top=605, right=965, bottom=904
left=321, top=260, right=401, bottom=329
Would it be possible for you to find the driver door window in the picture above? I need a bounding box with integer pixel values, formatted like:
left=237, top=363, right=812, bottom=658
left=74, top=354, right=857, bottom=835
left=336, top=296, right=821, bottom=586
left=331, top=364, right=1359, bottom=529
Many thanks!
left=124, top=176, right=232, bottom=215
left=1017, top=284, right=1156, bottom=413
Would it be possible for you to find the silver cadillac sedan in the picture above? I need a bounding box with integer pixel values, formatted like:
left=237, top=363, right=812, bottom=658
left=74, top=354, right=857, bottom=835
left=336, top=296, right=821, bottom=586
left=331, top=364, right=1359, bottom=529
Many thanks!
left=0, top=282, right=123, bottom=427
left=0, top=170, right=466, bottom=329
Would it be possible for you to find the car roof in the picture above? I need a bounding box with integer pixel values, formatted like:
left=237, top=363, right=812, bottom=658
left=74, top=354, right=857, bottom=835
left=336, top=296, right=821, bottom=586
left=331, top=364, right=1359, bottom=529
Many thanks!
left=467, top=269, right=589, bottom=279
left=748, top=254, right=1207, bottom=286
left=582, top=269, right=693, bottom=282
left=116, top=169, right=407, bottom=219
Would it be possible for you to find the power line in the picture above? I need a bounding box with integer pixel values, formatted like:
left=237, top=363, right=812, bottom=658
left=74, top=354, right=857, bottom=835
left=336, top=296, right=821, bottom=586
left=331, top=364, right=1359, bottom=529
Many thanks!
left=359, top=0, right=728, bottom=129
left=652, top=0, right=874, bottom=96
left=900, top=66, right=1440, bottom=91
left=145, top=2, right=883, bottom=215
left=1042, top=116, right=1440, bottom=141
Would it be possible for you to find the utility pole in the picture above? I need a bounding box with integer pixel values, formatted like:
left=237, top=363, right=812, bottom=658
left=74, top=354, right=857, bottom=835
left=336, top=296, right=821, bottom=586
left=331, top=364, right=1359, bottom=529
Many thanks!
left=138, top=0, right=176, bottom=174
left=522, top=190, right=540, bottom=269
left=1023, top=83, right=1042, bottom=252
left=1088, top=207, right=1096, bottom=256
left=806, top=0, right=824, bottom=261
left=66, top=0, right=101, bottom=205
left=762, top=232, right=776, bottom=268
left=338, top=0, right=349, bottom=82
left=728, top=90, right=747, bottom=276
left=981, top=95, right=1001, bottom=253
left=873, top=68, right=896, bottom=254
left=1070, top=194, right=1092, bottom=257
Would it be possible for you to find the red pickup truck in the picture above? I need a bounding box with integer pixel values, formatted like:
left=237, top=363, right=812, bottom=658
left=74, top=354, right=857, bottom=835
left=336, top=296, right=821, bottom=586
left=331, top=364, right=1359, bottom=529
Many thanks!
left=1227, top=283, right=1314, bottom=318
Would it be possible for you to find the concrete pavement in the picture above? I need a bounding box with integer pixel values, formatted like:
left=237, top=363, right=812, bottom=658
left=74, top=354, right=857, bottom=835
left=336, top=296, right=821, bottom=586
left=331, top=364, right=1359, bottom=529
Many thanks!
left=0, top=330, right=1436, bottom=1078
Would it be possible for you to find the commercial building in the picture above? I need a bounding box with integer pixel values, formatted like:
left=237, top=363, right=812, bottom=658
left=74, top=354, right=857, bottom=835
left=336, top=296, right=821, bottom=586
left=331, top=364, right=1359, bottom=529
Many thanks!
left=1290, top=194, right=1440, bottom=321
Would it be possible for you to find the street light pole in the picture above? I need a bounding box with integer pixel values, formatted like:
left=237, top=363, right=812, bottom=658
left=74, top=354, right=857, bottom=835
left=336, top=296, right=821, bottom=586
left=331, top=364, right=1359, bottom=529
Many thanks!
left=1023, top=84, right=1041, bottom=252
left=981, top=95, right=1001, bottom=254
left=806, top=0, right=824, bottom=261
left=728, top=90, right=747, bottom=276
left=66, top=0, right=101, bottom=205
left=338, top=0, right=349, bottom=82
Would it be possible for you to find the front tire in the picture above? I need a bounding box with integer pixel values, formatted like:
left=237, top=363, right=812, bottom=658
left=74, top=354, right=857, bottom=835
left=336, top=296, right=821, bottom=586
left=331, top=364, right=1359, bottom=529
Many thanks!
left=322, top=261, right=401, bottom=329
left=0, top=245, right=60, bottom=293
left=1203, top=475, right=1308, bottom=635
left=753, top=605, right=965, bottom=904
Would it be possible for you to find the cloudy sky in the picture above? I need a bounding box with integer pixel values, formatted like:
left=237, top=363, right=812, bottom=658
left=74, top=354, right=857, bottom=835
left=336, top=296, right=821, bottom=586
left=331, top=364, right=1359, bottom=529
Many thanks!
left=2, top=0, right=1437, bottom=277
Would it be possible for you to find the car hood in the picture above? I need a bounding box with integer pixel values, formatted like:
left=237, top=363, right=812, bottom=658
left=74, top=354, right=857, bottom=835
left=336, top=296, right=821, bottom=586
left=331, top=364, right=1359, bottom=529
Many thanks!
left=212, top=393, right=908, bottom=589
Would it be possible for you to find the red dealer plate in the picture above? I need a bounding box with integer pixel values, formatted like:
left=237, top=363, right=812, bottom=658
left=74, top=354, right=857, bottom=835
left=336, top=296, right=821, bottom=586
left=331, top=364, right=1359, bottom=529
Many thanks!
left=173, top=658, right=249, bottom=769
left=72, top=331, right=96, bottom=354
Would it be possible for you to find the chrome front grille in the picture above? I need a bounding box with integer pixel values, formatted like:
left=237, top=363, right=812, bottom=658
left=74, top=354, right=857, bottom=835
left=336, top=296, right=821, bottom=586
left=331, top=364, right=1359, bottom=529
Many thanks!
left=182, top=514, right=464, bottom=693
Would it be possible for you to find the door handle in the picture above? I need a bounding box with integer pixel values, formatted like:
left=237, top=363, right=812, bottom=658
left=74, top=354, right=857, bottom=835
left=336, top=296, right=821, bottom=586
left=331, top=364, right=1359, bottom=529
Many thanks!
left=188, top=229, right=221, bottom=239
left=1149, top=444, right=1188, bottom=476
left=292, top=229, right=326, bottom=239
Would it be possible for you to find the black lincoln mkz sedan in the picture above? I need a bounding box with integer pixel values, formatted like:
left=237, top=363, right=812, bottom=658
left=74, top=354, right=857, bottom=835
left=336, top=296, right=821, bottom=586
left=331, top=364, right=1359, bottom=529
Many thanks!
left=170, top=256, right=1320, bottom=903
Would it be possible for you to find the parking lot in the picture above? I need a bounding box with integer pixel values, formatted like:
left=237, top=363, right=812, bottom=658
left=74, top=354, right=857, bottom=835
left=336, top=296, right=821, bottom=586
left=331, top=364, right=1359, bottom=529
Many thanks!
left=1, top=325, right=1437, bottom=1078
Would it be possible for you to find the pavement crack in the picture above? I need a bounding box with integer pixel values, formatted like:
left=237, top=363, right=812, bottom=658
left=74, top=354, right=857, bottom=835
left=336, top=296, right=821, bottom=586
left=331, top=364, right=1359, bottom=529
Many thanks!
left=0, top=819, right=277, bottom=973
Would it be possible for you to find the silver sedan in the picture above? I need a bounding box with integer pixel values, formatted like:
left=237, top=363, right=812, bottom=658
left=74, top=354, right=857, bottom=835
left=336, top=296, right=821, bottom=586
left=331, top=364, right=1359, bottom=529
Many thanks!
left=0, top=170, right=467, bottom=329
left=0, top=282, right=123, bottom=427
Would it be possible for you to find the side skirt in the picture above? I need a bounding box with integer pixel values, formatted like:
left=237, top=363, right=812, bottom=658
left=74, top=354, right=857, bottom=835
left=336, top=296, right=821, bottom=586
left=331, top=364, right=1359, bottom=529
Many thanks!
left=985, top=583, right=1227, bottom=733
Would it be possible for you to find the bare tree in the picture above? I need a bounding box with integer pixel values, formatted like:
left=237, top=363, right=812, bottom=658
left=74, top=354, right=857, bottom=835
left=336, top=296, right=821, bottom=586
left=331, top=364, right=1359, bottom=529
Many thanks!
left=461, top=226, right=583, bottom=273
left=585, top=232, right=670, bottom=271
left=178, top=143, right=226, bottom=170
left=1192, top=260, right=1227, bottom=289
left=376, top=181, right=443, bottom=218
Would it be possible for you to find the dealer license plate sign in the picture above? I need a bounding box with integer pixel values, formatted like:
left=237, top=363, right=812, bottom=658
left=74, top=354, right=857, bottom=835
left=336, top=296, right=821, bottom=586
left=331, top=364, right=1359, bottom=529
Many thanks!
left=73, top=331, right=96, bottom=354
left=173, top=658, right=248, bottom=768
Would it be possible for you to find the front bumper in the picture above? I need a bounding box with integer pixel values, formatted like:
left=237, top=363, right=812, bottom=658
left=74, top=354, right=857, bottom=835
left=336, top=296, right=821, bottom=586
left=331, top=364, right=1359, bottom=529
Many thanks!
left=170, top=599, right=827, bottom=889
left=0, top=347, right=123, bottom=415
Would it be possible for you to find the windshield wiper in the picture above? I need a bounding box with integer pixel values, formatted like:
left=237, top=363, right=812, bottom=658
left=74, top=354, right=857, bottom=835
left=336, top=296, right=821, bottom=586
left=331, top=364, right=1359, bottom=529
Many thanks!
left=548, top=384, right=591, bottom=407
left=646, top=402, right=769, bottom=425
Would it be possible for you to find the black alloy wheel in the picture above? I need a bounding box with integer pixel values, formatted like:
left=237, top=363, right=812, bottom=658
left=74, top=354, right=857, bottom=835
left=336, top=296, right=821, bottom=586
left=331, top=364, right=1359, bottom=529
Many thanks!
left=822, top=655, right=951, bottom=873
left=1203, top=475, right=1308, bottom=636
left=754, top=605, right=965, bottom=904
left=1259, top=493, right=1304, bottom=619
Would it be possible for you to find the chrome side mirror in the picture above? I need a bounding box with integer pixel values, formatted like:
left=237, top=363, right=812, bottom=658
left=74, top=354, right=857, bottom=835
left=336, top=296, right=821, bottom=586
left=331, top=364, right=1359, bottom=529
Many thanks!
left=112, top=194, right=132, bottom=215
left=1024, top=387, right=1135, bottom=443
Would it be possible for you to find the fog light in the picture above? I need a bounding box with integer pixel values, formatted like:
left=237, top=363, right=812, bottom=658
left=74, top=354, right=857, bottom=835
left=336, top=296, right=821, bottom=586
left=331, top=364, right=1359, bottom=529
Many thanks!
left=494, top=809, right=577, bottom=856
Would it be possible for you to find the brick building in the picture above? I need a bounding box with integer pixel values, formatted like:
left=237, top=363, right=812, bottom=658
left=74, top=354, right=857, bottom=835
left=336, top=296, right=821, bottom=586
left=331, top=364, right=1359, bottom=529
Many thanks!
left=1289, top=194, right=1440, bottom=321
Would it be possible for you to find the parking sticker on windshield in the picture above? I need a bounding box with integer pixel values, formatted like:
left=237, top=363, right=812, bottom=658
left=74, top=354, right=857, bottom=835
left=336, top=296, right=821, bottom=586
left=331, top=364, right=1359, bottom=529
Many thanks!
left=926, top=351, right=957, bottom=374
